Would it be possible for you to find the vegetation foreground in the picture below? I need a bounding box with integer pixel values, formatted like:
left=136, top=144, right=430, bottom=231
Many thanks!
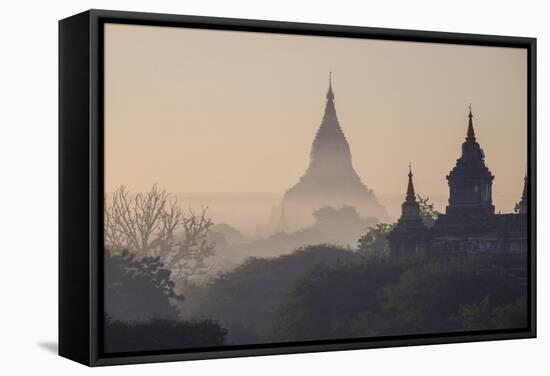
left=104, top=244, right=526, bottom=352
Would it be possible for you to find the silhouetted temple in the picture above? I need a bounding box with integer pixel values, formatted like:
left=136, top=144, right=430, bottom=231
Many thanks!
left=389, top=107, right=528, bottom=262
left=387, top=166, right=430, bottom=259
left=515, top=173, right=528, bottom=214
left=445, top=107, right=495, bottom=217
left=280, top=75, right=387, bottom=228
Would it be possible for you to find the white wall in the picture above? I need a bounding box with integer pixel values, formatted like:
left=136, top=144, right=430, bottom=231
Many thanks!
left=0, top=0, right=547, bottom=374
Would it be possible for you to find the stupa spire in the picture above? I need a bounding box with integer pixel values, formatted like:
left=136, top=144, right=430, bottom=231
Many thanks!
left=326, top=71, right=334, bottom=101
left=406, top=163, right=416, bottom=202
left=307, top=73, right=352, bottom=167
left=277, top=201, right=289, bottom=232
left=466, top=104, right=476, bottom=141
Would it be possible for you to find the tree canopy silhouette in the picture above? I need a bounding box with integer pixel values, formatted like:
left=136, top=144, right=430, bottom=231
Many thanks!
left=269, top=255, right=527, bottom=340
left=182, top=244, right=365, bottom=344
left=104, top=249, right=182, bottom=322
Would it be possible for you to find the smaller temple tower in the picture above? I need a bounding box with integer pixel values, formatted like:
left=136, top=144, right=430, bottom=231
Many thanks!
left=388, top=165, right=430, bottom=259
left=445, top=106, right=495, bottom=218
left=515, top=172, right=528, bottom=214
left=276, top=201, right=289, bottom=233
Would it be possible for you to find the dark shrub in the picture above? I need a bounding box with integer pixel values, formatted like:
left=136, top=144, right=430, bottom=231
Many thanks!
left=269, top=255, right=527, bottom=341
left=269, top=257, right=404, bottom=341
left=104, top=316, right=226, bottom=353
left=104, top=249, right=182, bottom=322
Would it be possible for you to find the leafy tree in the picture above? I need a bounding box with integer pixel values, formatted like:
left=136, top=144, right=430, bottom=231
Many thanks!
left=104, top=248, right=229, bottom=352
left=312, top=206, right=378, bottom=247
left=104, top=184, right=216, bottom=285
left=313, top=206, right=362, bottom=224
left=208, top=223, right=246, bottom=249
left=377, top=256, right=525, bottom=335
left=268, top=255, right=526, bottom=341
left=357, top=196, right=439, bottom=255
left=269, top=258, right=404, bottom=341
left=451, top=295, right=527, bottom=331
left=104, top=249, right=183, bottom=322
left=357, top=223, right=395, bottom=256
left=416, top=194, right=440, bottom=228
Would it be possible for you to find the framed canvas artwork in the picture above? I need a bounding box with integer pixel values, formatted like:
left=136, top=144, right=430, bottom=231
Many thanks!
left=59, top=9, right=536, bottom=366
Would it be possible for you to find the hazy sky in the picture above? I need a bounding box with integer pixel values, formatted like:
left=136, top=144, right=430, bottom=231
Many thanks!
left=104, top=23, right=527, bottom=213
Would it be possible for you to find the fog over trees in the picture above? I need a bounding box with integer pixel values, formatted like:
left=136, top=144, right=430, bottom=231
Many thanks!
left=103, top=185, right=526, bottom=352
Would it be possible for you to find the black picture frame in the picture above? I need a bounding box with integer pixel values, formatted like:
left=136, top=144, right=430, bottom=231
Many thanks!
left=59, top=9, right=537, bottom=367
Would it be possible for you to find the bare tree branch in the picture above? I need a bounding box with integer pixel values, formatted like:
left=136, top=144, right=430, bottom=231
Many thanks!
left=104, top=185, right=216, bottom=286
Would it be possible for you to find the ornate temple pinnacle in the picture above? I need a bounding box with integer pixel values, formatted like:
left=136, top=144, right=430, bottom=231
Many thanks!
left=466, top=104, right=476, bottom=141
left=406, top=164, right=416, bottom=202
left=447, top=104, right=495, bottom=216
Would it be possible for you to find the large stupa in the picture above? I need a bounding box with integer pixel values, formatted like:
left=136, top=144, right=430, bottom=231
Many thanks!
left=279, top=75, right=388, bottom=229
